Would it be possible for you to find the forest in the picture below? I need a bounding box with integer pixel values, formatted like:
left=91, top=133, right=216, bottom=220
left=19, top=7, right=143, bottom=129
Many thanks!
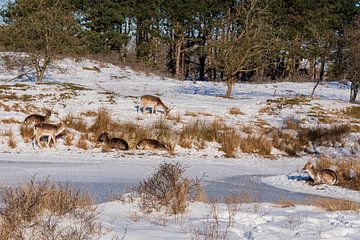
left=0, top=0, right=359, bottom=100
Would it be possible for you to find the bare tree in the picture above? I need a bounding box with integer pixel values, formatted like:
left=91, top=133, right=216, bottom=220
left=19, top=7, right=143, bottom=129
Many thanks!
left=210, top=0, right=276, bottom=98
left=0, top=0, right=79, bottom=82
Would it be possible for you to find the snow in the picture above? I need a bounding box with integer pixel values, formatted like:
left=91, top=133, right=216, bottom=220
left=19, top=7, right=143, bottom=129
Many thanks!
left=0, top=54, right=360, bottom=239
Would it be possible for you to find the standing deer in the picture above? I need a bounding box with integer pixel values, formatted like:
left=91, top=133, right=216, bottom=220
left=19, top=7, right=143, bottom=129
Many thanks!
left=136, top=139, right=173, bottom=152
left=24, top=109, right=52, bottom=125
left=140, top=95, right=172, bottom=115
left=32, top=120, right=66, bottom=149
left=97, top=132, right=129, bottom=150
left=302, top=162, right=338, bottom=185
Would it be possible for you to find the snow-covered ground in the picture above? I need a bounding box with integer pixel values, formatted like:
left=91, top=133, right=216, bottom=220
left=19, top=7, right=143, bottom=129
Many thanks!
left=1, top=55, right=360, bottom=239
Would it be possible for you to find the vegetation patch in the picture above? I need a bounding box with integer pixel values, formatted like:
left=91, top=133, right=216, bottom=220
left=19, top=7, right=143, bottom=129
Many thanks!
left=0, top=178, right=100, bottom=239
left=229, top=107, right=245, bottom=115
left=137, top=162, right=201, bottom=214
left=344, top=106, right=360, bottom=118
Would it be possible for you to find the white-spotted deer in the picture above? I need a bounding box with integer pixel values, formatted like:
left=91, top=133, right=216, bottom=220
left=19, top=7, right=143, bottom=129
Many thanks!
left=140, top=95, right=173, bottom=115
left=302, top=162, right=338, bottom=185
left=97, top=132, right=129, bottom=150
left=136, top=139, right=173, bottom=152
left=24, top=109, right=52, bottom=125
left=32, top=119, right=66, bottom=149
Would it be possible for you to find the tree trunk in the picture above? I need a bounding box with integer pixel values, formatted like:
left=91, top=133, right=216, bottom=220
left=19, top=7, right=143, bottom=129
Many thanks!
left=175, top=32, right=184, bottom=80
left=225, top=79, right=234, bottom=98
left=350, top=82, right=359, bottom=103
left=311, top=58, right=325, bottom=97
left=199, top=55, right=206, bottom=81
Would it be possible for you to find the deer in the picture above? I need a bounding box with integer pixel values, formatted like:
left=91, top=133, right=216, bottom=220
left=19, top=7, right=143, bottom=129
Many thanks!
left=136, top=139, right=173, bottom=152
left=139, top=95, right=173, bottom=115
left=302, top=162, right=338, bottom=185
left=97, top=132, right=129, bottom=150
left=32, top=118, right=66, bottom=149
left=24, top=109, right=52, bottom=125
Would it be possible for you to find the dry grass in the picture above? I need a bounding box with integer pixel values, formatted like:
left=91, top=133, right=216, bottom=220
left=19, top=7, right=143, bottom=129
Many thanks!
left=311, top=198, right=359, bottom=211
left=344, top=106, right=360, bottom=118
left=88, top=107, right=112, bottom=136
left=178, top=121, right=225, bottom=149
left=5, top=128, right=17, bottom=148
left=148, top=119, right=174, bottom=143
left=20, top=124, right=34, bottom=143
left=229, top=107, right=244, bottom=115
left=81, top=110, right=98, bottom=117
left=165, top=113, right=182, bottom=123
left=276, top=197, right=359, bottom=211
left=1, top=118, right=21, bottom=124
left=0, top=178, right=100, bottom=239
left=271, top=129, right=303, bottom=156
left=64, top=113, right=88, bottom=132
left=239, top=135, right=272, bottom=156
left=63, top=130, right=74, bottom=146
left=184, top=111, right=199, bottom=117
left=218, top=128, right=241, bottom=158
left=76, top=133, right=89, bottom=150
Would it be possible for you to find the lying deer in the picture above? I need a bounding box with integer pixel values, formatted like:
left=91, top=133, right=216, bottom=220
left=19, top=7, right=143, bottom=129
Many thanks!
left=32, top=120, right=66, bottom=149
left=24, top=109, right=51, bottom=125
left=97, top=132, right=129, bottom=150
left=136, top=139, right=172, bottom=152
left=302, top=162, right=338, bottom=185
left=140, top=95, right=172, bottom=115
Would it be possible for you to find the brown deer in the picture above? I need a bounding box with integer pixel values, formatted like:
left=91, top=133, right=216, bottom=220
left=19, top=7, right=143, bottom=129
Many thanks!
left=24, top=109, right=51, bottom=125
left=97, top=132, right=129, bottom=150
left=32, top=120, right=66, bottom=149
left=140, top=95, right=172, bottom=115
left=136, top=139, right=173, bottom=152
left=302, top=162, right=338, bottom=185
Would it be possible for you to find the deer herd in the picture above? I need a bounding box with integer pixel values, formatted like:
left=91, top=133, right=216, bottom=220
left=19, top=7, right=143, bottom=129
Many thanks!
left=24, top=95, right=173, bottom=152
left=22, top=94, right=338, bottom=186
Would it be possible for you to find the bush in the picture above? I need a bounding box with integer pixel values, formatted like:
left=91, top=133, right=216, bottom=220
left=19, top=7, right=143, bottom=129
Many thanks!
left=0, top=178, right=100, bottom=240
left=137, top=162, right=199, bottom=214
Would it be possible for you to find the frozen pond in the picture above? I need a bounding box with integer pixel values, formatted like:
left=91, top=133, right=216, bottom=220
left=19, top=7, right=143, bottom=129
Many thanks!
left=0, top=158, right=323, bottom=204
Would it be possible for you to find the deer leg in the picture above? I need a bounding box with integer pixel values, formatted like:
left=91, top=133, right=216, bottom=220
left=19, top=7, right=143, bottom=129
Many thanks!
left=46, top=135, right=51, bottom=148
left=36, top=136, right=42, bottom=149
left=51, top=135, right=57, bottom=148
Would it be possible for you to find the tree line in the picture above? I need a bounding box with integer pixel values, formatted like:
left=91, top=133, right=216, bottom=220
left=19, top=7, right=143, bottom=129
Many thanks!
left=0, top=0, right=359, bottom=101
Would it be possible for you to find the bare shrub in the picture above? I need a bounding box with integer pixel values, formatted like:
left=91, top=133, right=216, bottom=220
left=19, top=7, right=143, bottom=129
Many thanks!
left=137, top=162, right=199, bottom=214
left=20, top=124, right=34, bottom=143
left=0, top=178, right=100, bottom=240
left=239, top=135, right=272, bottom=156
